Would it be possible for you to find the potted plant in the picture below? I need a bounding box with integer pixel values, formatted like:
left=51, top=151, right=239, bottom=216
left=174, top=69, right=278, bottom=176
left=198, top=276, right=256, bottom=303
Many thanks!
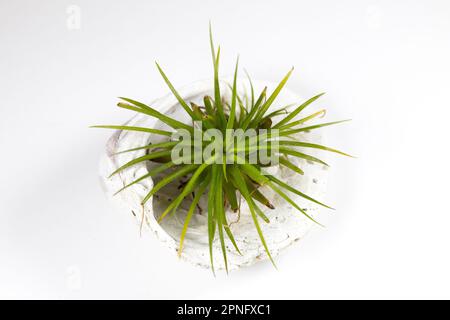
left=93, top=25, right=351, bottom=273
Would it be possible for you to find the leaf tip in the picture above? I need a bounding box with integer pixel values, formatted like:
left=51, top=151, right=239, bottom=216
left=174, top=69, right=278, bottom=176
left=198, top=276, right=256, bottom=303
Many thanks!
left=112, top=189, right=122, bottom=197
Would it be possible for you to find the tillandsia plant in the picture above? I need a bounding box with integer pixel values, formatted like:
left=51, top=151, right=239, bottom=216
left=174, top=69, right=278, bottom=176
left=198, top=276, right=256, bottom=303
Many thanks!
left=93, top=25, right=351, bottom=273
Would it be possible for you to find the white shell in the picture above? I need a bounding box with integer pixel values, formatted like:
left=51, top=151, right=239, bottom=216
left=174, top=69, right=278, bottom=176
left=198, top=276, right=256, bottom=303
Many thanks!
left=99, top=79, right=328, bottom=271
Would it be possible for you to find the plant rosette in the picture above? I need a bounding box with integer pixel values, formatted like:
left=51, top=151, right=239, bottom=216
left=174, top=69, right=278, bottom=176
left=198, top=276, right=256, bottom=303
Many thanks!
left=94, top=26, right=351, bottom=273
left=100, top=78, right=331, bottom=271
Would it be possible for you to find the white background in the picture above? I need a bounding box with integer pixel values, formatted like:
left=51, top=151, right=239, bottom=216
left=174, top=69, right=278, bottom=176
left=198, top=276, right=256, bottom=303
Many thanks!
left=1, top=0, right=450, bottom=299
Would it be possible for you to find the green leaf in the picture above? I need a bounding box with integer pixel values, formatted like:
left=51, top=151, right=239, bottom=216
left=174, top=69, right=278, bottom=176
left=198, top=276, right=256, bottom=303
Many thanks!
left=208, top=165, right=218, bottom=275
left=279, top=157, right=304, bottom=175
left=117, top=97, right=155, bottom=113
left=223, top=180, right=238, bottom=211
left=223, top=175, right=245, bottom=254
left=267, top=175, right=333, bottom=209
left=209, top=21, right=216, bottom=67
left=191, top=102, right=216, bottom=130
left=108, top=150, right=172, bottom=177
left=244, top=69, right=255, bottom=109
left=113, top=161, right=175, bottom=196
left=236, top=93, right=247, bottom=126
left=241, top=163, right=324, bottom=225
left=261, top=105, right=290, bottom=121
left=280, top=119, right=351, bottom=137
left=226, top=56, right=239, bottom=130
left=141, top=164, right=199, bottom=205
left=278, top=109, right=326, bottom=129
left=222, top=215, right=242, bottom=255
left=91, top=125, right=172, bottom=137
left=214, top=169, right=229, bottom=273
left=222, top=57, right=240, bottom=180
left=157, top=177, right=202, bottom=222
left=203, top=96, right=214, bottom=116
left=117, top=99, right=194, bottom=132
left=229, top=166, right=276, bottom=268
left=279, top=147, right=329, bottom=166
left=229, top=172, right=272, bottom=221
left=241, top=87, right=267, bottom=130
left=244, top=175, right=274, bottom=211
left=239, top=163, right=269, bottom=185
left=251, top=68, right=294, bottom=126
left=268, top=181, right=323, bottom=226
left=273, top=92, right=325, bottom=129
left=155, top=62, right=196, bottom=119
left=157, top=162, right=212, bottom=221
left=178, top=174, right=211, bottom=256
left=113, top=141, right=178, bottom=155
left=214, top=47, right=226, bottom=128
left=279, top=140, right=353, bottom=157
left=252, top=201, right=270, bottom=224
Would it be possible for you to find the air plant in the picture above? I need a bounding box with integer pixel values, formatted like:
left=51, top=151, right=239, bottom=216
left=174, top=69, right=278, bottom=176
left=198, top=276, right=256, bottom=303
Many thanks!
left=93, top=25, right=351, bottom=274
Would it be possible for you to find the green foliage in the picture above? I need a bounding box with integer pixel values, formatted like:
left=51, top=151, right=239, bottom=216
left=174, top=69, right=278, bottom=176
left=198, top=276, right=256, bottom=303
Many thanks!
left=92, top=26, right=351, bottom=273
